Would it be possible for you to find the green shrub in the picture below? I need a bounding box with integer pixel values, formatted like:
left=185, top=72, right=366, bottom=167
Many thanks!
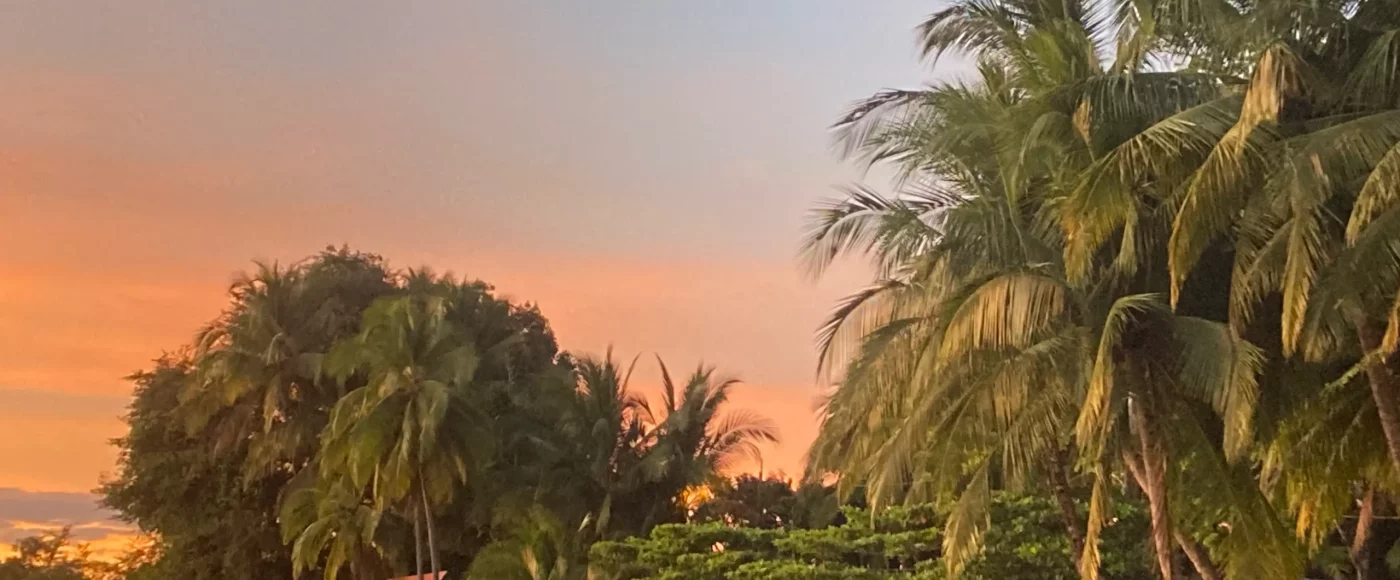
left=588, top=491, right=1151, bottom=580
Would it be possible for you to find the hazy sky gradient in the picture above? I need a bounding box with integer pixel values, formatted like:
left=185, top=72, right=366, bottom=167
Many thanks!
left=0, top=0, right=965, bottom=554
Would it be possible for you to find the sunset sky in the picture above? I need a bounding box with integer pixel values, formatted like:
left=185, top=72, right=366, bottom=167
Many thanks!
left=0, top=1, right=969, bottom=555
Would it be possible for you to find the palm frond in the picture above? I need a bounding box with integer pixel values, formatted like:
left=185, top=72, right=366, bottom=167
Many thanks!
left=1076, top=294, right=1167, bottom=460
left=1064, top=97, right=1242, bottom=281
left=1172, top=317, right=1263, bottom=460
left=942, top=461, right=992, bottom=578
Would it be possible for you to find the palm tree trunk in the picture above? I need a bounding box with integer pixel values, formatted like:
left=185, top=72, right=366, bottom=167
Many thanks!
left=1124, top=447, right=1221, bottom=580
left=1352, top=319, right=1400, bottom=475
left=1046, top=446, right=1085, bottom=565
left=414, top=505, right=425, bottom=580
left=1129, top=396, right=1175, bottom=580
left=421, top=489, right=441, bottom=578
left=1175, top=533, right=1221, bottom=580
left=1352, top=487, right=1375, bottom=580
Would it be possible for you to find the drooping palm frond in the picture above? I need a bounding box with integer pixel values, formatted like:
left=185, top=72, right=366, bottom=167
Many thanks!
left=1076, top=293, right=1169, bottom=460
left=1341, top=30, right=1400, bottom=109
left=1063, top=97, right=1242, bottom=281
left=800, top=184, right=956, bottom=281
left=834, top=69, right=1023, bottom=186
left=1233, top=111, right=1400, bottom=358
left=1167, top=120, right=1279, bottom=305
left=935, top=272, right=1074, bottom=364
left=1064, top=71, right=1230, bottom=151
left=1168, top=408, right=1305, bottom=580
left=704, top=409, right=780, bottom=473
left=1347, top=140, right=1400, bottom=242
left=832, top=89, right=940, bottom=163
left=1078, top=465, right=1113, bottom=580
left=281, top=468, right=389, bottom=580
left=813, top=279, right=917, bottom=379
left=1171, top=317, right=1263, bottom=460
left=941, top=461, right=992, bottom=578
left=1263, top=376, right=1394, bottom=550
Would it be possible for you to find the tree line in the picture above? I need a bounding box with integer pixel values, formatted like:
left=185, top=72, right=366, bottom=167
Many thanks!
left=87, top=247, right=775, bottom=579
left=11, top=0, right=1400, bottom=577
left=801, top=0, right=1400, bottom=578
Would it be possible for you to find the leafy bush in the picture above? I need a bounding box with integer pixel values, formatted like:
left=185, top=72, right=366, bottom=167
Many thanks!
left=588, top=492, right=1152, bottom=580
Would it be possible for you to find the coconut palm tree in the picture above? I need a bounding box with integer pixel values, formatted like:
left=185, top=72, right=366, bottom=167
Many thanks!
left=1063, top=5, right=1400, bottom=578
left=1162, top=21, right=1400, bottom=475
left=805, top=0, right=1310, bottom=577
left=320, top=282, right=491, bottom=580
left=180, top=248, right=395, bottom=477
left=640, top=360, right=780, bottom=507
left=560, top=352, right=650, bottom=538
left=465, top=352, right=776, bottom=578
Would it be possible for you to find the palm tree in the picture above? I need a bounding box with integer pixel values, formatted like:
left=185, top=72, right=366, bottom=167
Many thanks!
left=805, top=1, right=1311, bottom=577
left=466, top=352, right=776, bottom=577
left=801, top=189, right=1281, bottom=580
left=321, top=281, right=490, bottom=580
left=490, top=349, right=652, bottom=547
left=560, top=352, right=650, bottom=538
left=808, top=19, right=1101, bottom=574
left=180, top=248, right=395, bottom=477
left=1054, top=0, right=1400, bottom=469
left=1062, top=4, right=1400, bottom=577
left=640, top=360, right=779, bottom=515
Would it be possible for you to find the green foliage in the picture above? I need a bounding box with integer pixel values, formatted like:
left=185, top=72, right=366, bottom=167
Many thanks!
left=102, top=247, right=777, bottom=580
left=589, top=493, right=1151, bottom=580
left=99, top=359, right=295, bottom=580
left=808, top=0, right=1400, bottom=578
left=0, top=529, right=88, bottom=580
left=0, top=528, right=160, bottom=580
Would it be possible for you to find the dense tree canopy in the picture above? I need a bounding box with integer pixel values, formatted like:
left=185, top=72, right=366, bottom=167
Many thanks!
left=804, top=0, right=1400, bottom=579
left=97, top=247, right=776, bottom=580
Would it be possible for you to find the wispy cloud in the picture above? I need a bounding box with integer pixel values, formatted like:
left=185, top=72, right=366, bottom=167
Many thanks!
left=0, top=489, right=135, bottom=560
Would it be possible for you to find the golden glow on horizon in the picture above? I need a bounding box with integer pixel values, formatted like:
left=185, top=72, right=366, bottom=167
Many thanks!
left=0, top=524, right=139, bottom=563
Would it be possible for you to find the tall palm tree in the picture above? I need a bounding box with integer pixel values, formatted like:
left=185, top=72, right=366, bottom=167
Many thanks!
left=467, top=352, right=776, bottom=577
left=806, top=1, right=1306, bottom=577
left=640, top=360, right=780, bottom=507
left=562, top=352, right=650, bottom=538
left=1158, top=15, right=1400, bottom=475
left=1064, top=5, right=1400, bottom=578
left=321, top=282, right=490, bottom=580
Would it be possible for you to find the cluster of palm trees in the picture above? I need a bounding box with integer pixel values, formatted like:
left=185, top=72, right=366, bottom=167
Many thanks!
left=805, top=0, right=1400, bottom=578
left=125, top=248, right=775, bottom=580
